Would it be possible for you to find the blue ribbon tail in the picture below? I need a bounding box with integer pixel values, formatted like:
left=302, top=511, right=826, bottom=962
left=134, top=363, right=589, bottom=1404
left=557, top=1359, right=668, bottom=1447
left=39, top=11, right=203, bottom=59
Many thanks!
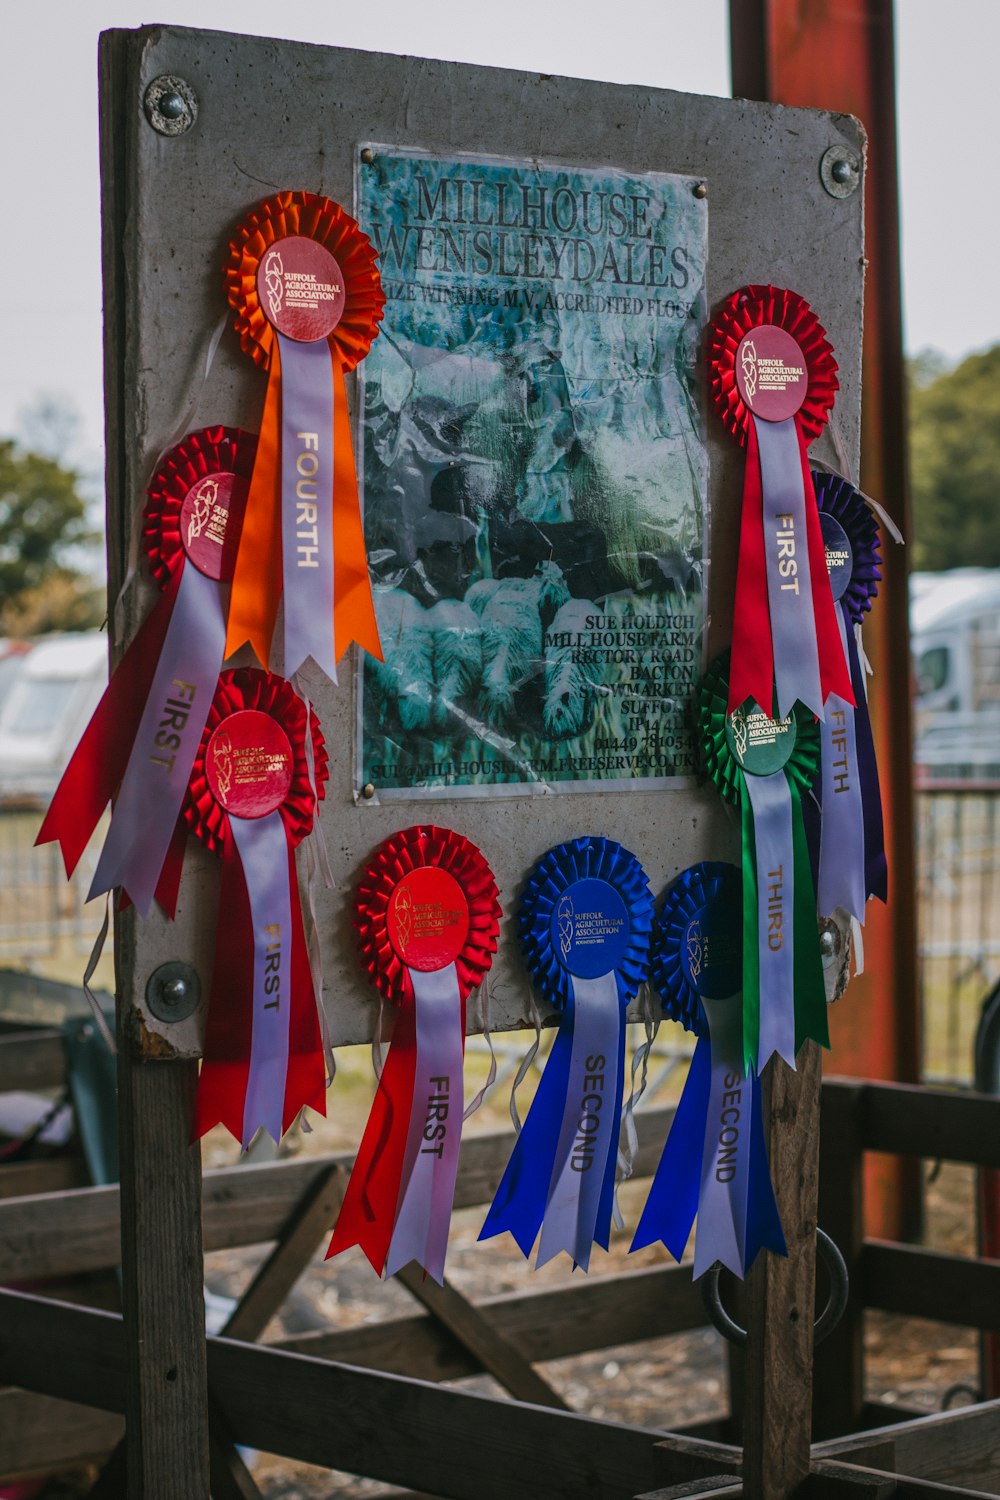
left=594, top=994, right=628, bottom=1252
left=744, top=1068, right=787, bottom=1267
left=479, top=1013, right=574, bottom=1258
left=630, top=1036, right=711, bottom=1259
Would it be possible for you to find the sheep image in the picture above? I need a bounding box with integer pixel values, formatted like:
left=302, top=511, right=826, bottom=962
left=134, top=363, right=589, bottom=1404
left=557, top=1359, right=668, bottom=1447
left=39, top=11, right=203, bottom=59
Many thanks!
left=426, top=599, right=483, bottom=731
left=367, top=588, right=434, bottom=734
left=466, top=562, right=570, bottom=727
left=543, top=597, right=606, bottom=740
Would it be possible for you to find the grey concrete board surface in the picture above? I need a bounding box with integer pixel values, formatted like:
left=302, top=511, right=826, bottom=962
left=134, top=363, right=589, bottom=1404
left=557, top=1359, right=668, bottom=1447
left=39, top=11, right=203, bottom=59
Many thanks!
left=101, top=25, right=864, bottom=1056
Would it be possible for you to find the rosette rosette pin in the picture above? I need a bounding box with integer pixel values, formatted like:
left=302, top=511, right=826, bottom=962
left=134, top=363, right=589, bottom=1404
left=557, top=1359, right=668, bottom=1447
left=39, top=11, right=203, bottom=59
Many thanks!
left=38, top=427, right=255, bottom=916
left=480, top=837, right=653, bottom=1271
left=184, top=668, right=329, bottom=1148
left=224, top=191, right=385, bottom=681
left=698, top=653, right=828, bottom=1074
left=631, top=863, right=786, bottom=1278
left=327, top=826, right=500, bottom=1283
left=708, top=285, right=853, bottom=721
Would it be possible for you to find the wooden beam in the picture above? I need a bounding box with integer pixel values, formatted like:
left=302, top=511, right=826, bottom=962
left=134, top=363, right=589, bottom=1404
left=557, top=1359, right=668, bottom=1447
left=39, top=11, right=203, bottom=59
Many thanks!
left=0, top=1289, right=730, bottom=1500
left=862, top=1243, right=1000, bottom=1331
left=394, top=1264, right=570, bottom=1410
left=633, top=1482, right=742, bottom=1500
left=0, top=1029, right=67, bottom=1092
left=742, top=1045, right=823, bottom=1500
left=812, top=1461, right=1000, bottom=1500
left=853, top=1082, right=1000, bottom=1169
left=219, top=1164, right=346, bottom=1343
left=0, top=1106, right=678, bottom=1281
left=0, top=1158, right=89, bottom=1199
left=0, top=1390, right=123, bottom=1481
left=277, top=1263, right=707, bottom=1381
left=814, top=1398, right=1000, bottom=1492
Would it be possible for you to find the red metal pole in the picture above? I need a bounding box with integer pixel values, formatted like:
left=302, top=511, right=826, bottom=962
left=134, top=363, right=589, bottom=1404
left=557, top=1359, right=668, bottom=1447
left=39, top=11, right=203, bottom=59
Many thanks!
left=730, top=0, right=921, bottom=1241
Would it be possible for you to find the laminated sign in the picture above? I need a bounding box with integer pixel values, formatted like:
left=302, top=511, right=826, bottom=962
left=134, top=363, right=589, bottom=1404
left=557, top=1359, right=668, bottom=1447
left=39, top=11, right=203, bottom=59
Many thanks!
left=356, top=149, right=708, bottom=799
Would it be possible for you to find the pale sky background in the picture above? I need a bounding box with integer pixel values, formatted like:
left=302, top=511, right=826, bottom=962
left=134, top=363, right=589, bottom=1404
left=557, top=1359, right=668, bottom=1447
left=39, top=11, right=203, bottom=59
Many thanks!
left=2, top=0, right=996, bottom=469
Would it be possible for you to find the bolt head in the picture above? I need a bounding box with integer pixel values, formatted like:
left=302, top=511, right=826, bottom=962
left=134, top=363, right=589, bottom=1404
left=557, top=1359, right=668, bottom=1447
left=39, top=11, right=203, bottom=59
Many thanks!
left=362, top=783, right=376, bottom=800
left=162, top=977, right=189, bottom=1004
left=819, top=924, right=840, bottom=968
left=360, top=148, right=375, bottom=165
left=693, top=181, right=708, bottom=200
left=158, top=90, right=187, bottom=120
left=831, top=158, right=853, bottom=184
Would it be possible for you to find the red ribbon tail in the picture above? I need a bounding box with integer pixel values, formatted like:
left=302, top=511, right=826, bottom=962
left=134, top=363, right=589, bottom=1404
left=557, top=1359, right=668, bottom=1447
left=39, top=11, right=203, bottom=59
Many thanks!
left=801, top=440, right=856, bottom=707
left=36, top=579, right=180, bottom=875
left=728, top=420, right=774, bottom=714
left=193, top=826, right=253, bottom=1143
left=326, top=983, right=417, bottom=1273
left=282, top=845, right=327, bottom=1134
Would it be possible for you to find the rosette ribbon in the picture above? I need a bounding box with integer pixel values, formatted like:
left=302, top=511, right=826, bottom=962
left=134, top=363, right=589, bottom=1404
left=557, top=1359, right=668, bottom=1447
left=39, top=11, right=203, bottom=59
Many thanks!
left=631, top=863, right=786, bottom=1278
left=186, top=668, right=329, bottom=1147
left=698, top=653, right=828, bottom=1073
left=708, top=285, right=853, bottom=721
left=224, top=191, right=385, bottom=681
left=327, top=827, right=500, bottom=1282
left=480, top=837, right=653, bottom=1271
left=810, top=471, right=887, bottom=917
left=37, top=428, right=254, bottom=917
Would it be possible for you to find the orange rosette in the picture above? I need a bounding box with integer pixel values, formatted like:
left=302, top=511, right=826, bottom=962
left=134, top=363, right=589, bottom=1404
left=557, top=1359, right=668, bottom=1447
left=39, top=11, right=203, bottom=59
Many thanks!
left=223, top=191, right=386, bottom=680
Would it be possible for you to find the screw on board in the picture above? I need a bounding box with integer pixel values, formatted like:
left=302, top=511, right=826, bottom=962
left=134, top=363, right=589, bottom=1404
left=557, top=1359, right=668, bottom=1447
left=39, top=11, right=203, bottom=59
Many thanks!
left=360, top=148, right=375, bottom=165
left=693, top=181, right=708, bottom=199
left=146, top=961, right=201, bottom=1023
left=361, top=783, right=376, bottom=800
left=144, top=75, right=198, bottom=137
left=820, top=145, right=860, bottom=199
left=818, top=917, right=842, bottom=970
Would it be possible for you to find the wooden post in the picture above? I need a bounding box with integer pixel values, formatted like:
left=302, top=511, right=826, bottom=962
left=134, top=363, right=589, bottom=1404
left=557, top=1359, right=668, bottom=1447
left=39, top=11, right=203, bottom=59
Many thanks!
left=743, top=1045, right=823, bottom=1500
left=116, top=1043, right=210, bottom=1493
left=815, top=1080, right=866, bottom=1439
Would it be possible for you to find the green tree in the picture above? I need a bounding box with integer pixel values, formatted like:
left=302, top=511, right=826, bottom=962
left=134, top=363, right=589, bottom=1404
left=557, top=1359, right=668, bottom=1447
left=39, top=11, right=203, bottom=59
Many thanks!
left=909, top=344, right=1000, bottom=570
left=0, top=440, right=102, bottom=633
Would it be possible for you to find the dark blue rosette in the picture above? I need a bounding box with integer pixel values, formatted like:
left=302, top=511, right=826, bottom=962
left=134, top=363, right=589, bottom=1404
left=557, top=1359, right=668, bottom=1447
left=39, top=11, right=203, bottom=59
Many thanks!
left=631, top=863, right=786, bottom=1279
left=481, top=836, right=653, bottom=1271
left=809, top=471, right=888, bottom=911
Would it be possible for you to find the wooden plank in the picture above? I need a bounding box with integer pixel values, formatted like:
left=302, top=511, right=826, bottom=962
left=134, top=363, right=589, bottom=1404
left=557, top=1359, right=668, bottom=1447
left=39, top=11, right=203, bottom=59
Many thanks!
left=0, top=1029, right=67, bottom=1092
left=849, top=1081, right=1000, bottom=1169
left=815, top=1079, right=866, bottom=1439
left=812, top=1461, right=1000, bottom=1500
left=0, top=1106, right=678, bottom=1279
left=0, top=1390, right=123, bottom=1481
left=862, top=1243, right=1000, bottom=1331
left=814, top=1399, right=1000, bottom=1492
left=277, top=1263, right=707, bottom=1380
left=394, top=1263, right=570, bottom=1410
left=0, top=1289, right=728, bottom=1500
left=633, top=1482, right=742, bottom=1500
left=0, top=1157, right=89, bottom=1199
left=220, top=1164, right=346, bottom=1343
left=742, top=1044, right=822, bottom=1500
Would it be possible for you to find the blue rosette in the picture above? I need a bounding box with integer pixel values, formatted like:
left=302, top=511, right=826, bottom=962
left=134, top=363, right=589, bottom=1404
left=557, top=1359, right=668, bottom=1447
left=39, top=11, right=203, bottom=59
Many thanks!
left=809, top=470, right=888, bottom=912
left=631, top=863, right=786, bottom=1279
left=480, top=836, right=653, bottom=1271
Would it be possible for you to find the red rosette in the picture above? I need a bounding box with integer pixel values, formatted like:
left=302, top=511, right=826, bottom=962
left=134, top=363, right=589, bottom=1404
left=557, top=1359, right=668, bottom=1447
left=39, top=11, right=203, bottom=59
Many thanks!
left=707, top=284, right=839, bottom=448
left=355, top=826, right=501, bottom=1006
left=143, top=426, right=257, bottom=589
left=225, top=191, right=384, bottom=371
left=184, top=667, right=328, bottom=857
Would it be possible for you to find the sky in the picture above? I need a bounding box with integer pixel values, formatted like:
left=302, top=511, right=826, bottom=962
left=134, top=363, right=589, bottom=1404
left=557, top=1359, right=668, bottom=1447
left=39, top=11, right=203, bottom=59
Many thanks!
left=2, top=0, right=997, bottom=465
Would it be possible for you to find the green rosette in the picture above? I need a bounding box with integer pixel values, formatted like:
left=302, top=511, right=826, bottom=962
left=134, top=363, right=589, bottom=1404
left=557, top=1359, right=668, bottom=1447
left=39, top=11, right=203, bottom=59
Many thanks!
left=697, top=652, right=828, bottom=1073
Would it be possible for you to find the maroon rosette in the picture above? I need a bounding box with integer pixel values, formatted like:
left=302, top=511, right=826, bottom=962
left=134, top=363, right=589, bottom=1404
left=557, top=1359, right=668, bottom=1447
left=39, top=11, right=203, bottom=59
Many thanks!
left=225, top=191, right=384, bottom=373
left=707, top=284, right=839, bottom=449
left=142, top=426, right=257, bottom=589
left=185, top=667, right=328, bottom=857
left=355, top=825, right=501, bottom=1006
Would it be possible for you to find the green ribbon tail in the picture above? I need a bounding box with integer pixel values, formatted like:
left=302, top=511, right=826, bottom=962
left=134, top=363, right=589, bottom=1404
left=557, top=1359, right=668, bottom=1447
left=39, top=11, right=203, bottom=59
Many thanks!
left=740, top=773, right=760, bottom=1075
left=791, top=787, right=830, bottom=1053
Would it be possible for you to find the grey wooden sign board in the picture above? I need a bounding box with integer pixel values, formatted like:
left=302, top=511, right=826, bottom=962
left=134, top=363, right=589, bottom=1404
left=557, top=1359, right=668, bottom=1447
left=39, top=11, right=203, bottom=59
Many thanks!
left=104, top=25, right=864, bottom=1058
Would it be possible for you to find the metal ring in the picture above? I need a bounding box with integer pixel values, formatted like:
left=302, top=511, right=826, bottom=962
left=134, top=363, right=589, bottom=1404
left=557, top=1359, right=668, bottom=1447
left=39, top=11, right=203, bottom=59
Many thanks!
left=700, top=1227, right=849, bottom=1349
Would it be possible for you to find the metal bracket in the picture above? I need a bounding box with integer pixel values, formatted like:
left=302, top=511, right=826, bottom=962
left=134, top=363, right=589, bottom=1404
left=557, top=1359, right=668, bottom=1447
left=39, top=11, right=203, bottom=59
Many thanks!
left=700, top=1227, right=849, bottom=1348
